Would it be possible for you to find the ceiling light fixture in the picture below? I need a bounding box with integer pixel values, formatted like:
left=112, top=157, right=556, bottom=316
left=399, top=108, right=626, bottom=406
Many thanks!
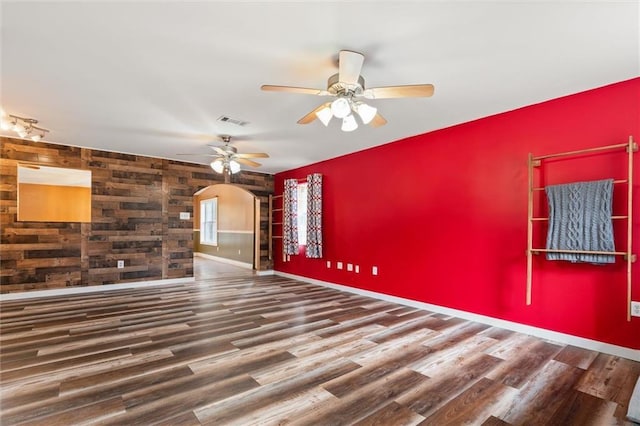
left=211, top=159, right=225, bottom=174
left=315, top=105, right=333, bottom=127
left=228, top=160, right=241, bottom=174
left=0, top=112, right=49, bottom=142
left=210, top=158, right=242, bottom=175
left=341, top=114, right=358, bottom=132
left=314, top=94, right=377, bottom=132
left=353, top=102, right=377, bottom=125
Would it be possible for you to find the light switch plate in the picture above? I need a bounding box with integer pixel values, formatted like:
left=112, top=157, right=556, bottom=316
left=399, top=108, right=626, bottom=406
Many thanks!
left=179, top=212, right=190, bottom=220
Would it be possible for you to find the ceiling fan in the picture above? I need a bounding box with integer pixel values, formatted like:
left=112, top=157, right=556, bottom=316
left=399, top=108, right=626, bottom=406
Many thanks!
left=178, top=135, right=269, bottom=174
left=261, top=50, right=434, bottom=132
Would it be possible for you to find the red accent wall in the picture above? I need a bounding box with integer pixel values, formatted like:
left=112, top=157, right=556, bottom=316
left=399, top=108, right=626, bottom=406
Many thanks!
left=274, top=77, right=640, bottom=350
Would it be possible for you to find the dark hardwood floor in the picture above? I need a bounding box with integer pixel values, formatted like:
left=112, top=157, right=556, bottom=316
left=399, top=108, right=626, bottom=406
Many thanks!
left=1, top=260, right=639, bottom=425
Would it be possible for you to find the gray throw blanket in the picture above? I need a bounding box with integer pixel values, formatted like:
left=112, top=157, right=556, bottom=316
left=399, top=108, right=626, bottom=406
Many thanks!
left=545, top=179, right=615, bottom=264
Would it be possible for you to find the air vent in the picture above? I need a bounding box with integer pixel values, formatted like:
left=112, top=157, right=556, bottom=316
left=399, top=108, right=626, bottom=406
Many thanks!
left=217, top=116, right=249, bottom=127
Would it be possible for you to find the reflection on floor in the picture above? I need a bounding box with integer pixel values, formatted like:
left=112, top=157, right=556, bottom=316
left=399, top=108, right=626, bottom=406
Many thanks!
left=194, top=256, right=255, bottom=280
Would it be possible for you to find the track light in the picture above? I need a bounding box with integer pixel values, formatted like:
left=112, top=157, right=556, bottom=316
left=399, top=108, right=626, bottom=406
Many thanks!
left=0, top=112, right=50, bottom=141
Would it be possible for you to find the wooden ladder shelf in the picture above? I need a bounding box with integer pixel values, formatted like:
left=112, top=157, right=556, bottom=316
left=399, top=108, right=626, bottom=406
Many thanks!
left=526, top=136, right=637, bottom=321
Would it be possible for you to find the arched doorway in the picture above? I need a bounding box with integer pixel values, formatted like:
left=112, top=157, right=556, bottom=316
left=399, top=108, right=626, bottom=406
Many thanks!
left=193, top=184, right=260, bottom=277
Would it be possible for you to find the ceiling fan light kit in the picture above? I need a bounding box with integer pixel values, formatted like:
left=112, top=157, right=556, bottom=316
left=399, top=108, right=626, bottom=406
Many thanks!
left=261, top=50, right=434, bottom=132
left=211, top=158, right=241, bottom=174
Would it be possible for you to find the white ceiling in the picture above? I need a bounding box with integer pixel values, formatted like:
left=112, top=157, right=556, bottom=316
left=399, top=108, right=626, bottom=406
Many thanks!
left=1, top=1, right=638, bottom=174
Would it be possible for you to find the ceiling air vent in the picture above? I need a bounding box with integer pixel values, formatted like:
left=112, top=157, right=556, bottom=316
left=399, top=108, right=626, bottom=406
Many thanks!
left=217, top=115, right=249, bottom=127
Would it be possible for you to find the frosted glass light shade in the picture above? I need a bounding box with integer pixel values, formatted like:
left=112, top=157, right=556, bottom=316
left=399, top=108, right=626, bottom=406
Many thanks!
left=341, top=114, right=358, bottom=132
left=331, top=97, right=351, bottom=119
left=355, top=102, right=377, bottom=124
left=315, top=106, right=333, bottom=126
left=229, top=160, right=241, bottom=174
left=211, top=159, right=225, bottom=173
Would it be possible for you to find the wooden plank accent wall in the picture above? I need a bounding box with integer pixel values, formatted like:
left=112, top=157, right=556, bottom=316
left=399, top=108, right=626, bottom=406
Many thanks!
left=0, top=137, right=274, bottom=293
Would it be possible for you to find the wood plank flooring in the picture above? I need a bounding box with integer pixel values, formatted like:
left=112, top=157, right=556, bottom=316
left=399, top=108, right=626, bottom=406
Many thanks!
left=1, top=265, right=639, bottom=425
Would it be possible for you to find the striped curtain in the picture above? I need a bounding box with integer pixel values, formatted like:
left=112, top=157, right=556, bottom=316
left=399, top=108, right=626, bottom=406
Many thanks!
left=283, top=179, right=299, bottom=255
left=305, top=173, right=323, bottom=258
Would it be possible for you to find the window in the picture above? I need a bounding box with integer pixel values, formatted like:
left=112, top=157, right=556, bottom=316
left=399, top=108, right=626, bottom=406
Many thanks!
left=297, top=182, right=307, bottom=245
left=200, top=198, right=218, bottom=245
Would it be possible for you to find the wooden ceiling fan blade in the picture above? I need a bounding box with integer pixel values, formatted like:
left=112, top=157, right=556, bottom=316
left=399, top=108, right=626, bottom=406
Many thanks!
left=234, top=158, right=261, bottom=167
left=261, top=85, right=328, bottom=96
left=363, top=84, right=434, bottom=99
left=297, top=102, right=331, bottom=124
left=235, top=152, right=269, bottom=159
left=369, top=112, right=387, bottom=128
left=338, top=50, right=364, bottom=85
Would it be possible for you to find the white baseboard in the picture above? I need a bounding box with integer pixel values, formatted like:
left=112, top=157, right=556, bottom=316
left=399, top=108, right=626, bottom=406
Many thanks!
left=256, top=270, right=275, bottom=276
left=195, top=252, right=253, bottom=270
left=275, top=271, right=640, bottom=362
left=0, top=277, right=194, bottom=301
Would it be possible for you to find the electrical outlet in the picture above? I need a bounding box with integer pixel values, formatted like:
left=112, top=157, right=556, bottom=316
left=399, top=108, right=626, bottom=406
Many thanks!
left=347, top=263, right=353, bottom=271
left=631, top=301, right=640, bottom=317
left=326, top=261, right=331, bottom=268
left=355, top=265, right=360, bottom=273
left=372, top=266, right=378, bottom=276
left=337, top=262, right=343, bottom=270
left=117, top=260, right=124, bottom=269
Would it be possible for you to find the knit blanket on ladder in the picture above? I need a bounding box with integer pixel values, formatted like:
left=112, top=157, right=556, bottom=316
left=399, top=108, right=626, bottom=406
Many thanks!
left=545, top=179, right=615, bottom=264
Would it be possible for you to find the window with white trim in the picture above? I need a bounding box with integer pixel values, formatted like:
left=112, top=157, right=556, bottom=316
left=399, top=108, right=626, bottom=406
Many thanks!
left=200, top=198, right=218, bottom=246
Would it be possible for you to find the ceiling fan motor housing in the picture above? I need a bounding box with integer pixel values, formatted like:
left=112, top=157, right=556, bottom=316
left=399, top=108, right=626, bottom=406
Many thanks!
left=219, top=136, right=238, bottom=154
left=327, top=73, right=365, bottom=96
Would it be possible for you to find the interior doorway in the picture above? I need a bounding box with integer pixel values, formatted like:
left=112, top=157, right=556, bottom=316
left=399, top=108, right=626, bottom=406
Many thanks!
left=193, top=184, right=260, bottom=278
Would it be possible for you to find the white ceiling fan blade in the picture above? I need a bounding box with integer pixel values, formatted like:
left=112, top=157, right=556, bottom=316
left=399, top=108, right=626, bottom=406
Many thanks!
left=261, top=85, right=329, bottom=96
left=338, top=50, right=364, bottom=85
left=210, top=146, right=228, bottom=155
left=235, top=152, right=269, bottom=159
left=369, top=113, right=387, bottom=128
left=297, top=102, right=331, bottom=124
left=234, top=157, right=261, bottom=168
left=363, top=84, right=434, bottom=99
